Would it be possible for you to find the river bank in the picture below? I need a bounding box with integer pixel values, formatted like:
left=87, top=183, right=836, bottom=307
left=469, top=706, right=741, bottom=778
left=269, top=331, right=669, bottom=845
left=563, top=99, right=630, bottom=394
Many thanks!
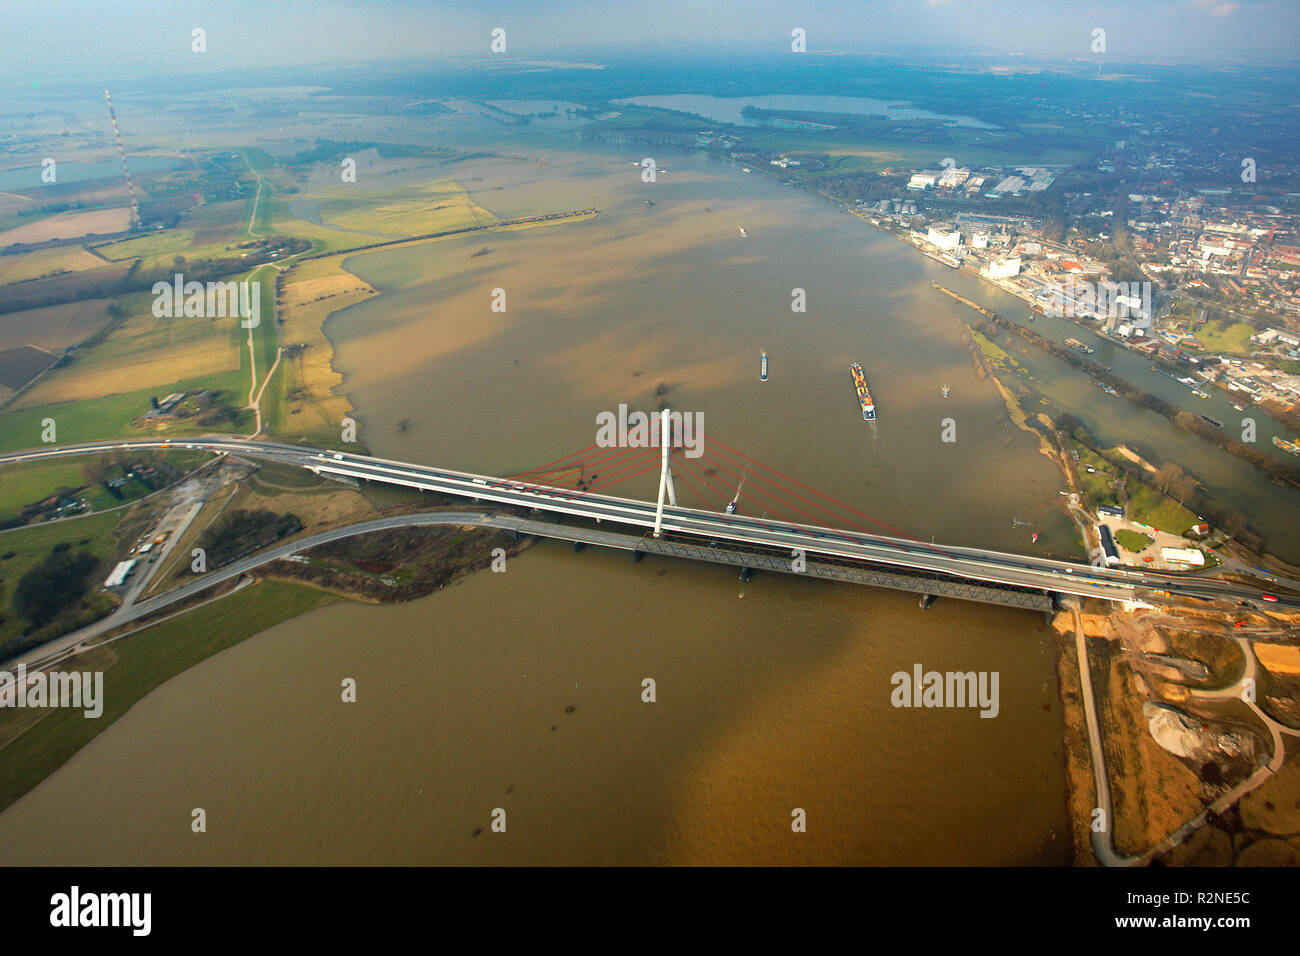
left=933, top=281, right=1300, bottom=559
left=1051, top=602, right=1300, bottom=866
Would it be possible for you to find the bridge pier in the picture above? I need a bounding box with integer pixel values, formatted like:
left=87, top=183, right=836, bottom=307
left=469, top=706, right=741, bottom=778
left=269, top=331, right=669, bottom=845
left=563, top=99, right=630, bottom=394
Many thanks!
left=631, top=549, right=644, bottom=563
left=572, top=541, right=586, bottom=553
left=918, top=594, right=936, bottom=610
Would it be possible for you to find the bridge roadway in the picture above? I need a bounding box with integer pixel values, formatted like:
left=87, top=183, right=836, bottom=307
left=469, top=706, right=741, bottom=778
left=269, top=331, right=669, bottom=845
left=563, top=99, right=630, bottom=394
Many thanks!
left=1, top=437, right=1292, bottom=611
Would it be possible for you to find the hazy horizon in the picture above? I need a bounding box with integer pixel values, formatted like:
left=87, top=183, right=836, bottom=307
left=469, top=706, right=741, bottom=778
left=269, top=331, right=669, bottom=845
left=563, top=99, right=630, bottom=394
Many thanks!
left=1, top=0, right=1297, bottom=88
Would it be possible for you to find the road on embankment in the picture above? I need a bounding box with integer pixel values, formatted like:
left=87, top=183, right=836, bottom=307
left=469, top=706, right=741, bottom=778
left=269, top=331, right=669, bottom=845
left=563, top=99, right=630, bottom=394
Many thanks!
left=1, top=437, right=1293, bottom=614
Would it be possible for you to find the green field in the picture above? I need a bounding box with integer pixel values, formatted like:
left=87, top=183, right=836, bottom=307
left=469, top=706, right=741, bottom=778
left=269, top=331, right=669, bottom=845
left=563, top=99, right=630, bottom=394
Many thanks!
left=91, top=229, right=196, bottom=263
left=0, top=579, right=339, bottom=813
left=0, top=459, right=89, bottom=517
left=1125, top=483, right=1197, bottom=535
left=0, top=374, right=252, bottom=454
left=1072, top=442, right=1121, bottom=508
left=1194, top=320, right=1256, bottom=356
left=0, top=451, right=213, bottom=522
left=0, top=510, right=123, bottom=649
left=241, top=147, right=278, bottom=238
left=1115, top=529, right=1154, bottom=552
left=7, top=281, right=247, bottom=410
left=0, top=265, right=272, bottom=448
left=246, top=264, right=281, bottom=428
left=1071, top=440, right=1196, bottom=532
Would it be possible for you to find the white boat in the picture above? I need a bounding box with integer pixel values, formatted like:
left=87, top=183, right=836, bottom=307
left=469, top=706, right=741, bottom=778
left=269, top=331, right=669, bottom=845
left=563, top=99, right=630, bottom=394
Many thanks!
left=738, top=226, right=748, bottom=238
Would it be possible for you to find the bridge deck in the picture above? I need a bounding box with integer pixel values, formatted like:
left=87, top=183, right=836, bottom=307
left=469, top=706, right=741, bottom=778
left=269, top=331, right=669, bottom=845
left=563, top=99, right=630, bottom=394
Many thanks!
left=502, top=516, right=1056, bottom=611
left=640, top=532, right=1058, bottom=612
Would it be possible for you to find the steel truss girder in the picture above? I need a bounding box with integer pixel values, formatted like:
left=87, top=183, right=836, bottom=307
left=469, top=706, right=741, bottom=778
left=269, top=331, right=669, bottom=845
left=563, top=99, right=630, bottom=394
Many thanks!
left=636, top=532, right=1056, bottom=612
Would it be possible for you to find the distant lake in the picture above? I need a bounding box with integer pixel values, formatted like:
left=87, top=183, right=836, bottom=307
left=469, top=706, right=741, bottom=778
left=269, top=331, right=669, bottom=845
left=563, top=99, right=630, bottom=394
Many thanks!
left=614, top=94, right=998, bottom=129
left=0, top=154, right=180, bottom=192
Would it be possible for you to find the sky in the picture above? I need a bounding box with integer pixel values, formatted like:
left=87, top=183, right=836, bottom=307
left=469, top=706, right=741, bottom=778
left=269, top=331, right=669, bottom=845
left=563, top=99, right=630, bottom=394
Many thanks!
left=1, top=0, right=1296, bottom=83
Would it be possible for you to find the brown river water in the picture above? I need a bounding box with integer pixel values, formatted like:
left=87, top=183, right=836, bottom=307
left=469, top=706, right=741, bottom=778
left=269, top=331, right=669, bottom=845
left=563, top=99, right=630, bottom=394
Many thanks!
left=0, top=143, right=1090, bottom=864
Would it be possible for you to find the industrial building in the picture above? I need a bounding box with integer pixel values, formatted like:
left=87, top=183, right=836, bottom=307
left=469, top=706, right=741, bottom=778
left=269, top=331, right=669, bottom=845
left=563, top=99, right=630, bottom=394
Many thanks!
left=927, top=226, right=961, bottom=251
left=1098, top=525, right=1121, bottom=566
left=103, top=559, right=138, bottom=589
left=983, top=256, right=1021, bottom=280
left=1161, top=547, right=1205, bottom=567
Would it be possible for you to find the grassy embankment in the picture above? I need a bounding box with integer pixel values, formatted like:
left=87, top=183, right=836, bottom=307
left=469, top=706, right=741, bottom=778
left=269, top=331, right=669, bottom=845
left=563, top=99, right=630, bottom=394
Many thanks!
left=972, top=329, right=1017, bottom=368
left=271, top=257, right=377, bottom=445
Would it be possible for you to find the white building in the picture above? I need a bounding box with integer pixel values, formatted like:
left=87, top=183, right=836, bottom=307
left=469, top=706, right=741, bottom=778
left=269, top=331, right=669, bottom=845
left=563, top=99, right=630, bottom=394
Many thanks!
left=988, top=175, right=1027, bottom=197
left=103, top=559, right=138, bottom=589
left=1161, top=547, right=1205, bottom=567
left=1113, top=293, right=1151, bottom=326
left=927, top=227, right=961, bottom=251
left=983, top=257, right=1021, bottom=280
left=1253, top=328, right=1300, bottom=348
left=907, top=171, right=941, bottom=190
left=937, top=166, right=971, bottom=189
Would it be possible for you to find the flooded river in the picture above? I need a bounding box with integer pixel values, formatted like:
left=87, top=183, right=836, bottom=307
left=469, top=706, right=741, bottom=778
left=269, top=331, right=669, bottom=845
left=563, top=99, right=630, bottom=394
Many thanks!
left=0, top=138, right=1189, bottom=865
left=0, top=545, right=1069, bottom=865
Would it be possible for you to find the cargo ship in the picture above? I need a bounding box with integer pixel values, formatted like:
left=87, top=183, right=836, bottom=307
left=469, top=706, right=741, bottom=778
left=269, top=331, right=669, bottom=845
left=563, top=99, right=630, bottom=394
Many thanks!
left=760, top=350, right=768, bottom=381
left=921, top=249, right=960, bottom=269
left=1274, top=436, right=1300, bottom=456
left=849, top=363, right=876, bottom=421
left=1065, top=337, right=1094, bottom=354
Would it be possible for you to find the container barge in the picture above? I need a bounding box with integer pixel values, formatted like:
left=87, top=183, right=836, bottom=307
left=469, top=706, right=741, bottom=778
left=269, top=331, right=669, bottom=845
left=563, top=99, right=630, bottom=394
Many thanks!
left=849, top=363, right=876, bottom=421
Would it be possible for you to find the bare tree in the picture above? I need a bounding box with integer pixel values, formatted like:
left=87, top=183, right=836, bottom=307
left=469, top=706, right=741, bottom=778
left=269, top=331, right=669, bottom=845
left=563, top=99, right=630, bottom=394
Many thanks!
left=1155, top=462, right=1185, bottom=497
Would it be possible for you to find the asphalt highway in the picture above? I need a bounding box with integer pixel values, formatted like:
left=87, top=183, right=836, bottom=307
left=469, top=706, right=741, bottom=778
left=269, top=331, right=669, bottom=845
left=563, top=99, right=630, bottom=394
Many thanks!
left=2, top=437, right=1293, bottom=610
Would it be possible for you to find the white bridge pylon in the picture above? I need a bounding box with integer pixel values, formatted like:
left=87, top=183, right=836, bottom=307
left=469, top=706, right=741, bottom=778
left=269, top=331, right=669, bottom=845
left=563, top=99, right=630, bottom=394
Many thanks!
left=653, top=408, right=678, bottom=538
